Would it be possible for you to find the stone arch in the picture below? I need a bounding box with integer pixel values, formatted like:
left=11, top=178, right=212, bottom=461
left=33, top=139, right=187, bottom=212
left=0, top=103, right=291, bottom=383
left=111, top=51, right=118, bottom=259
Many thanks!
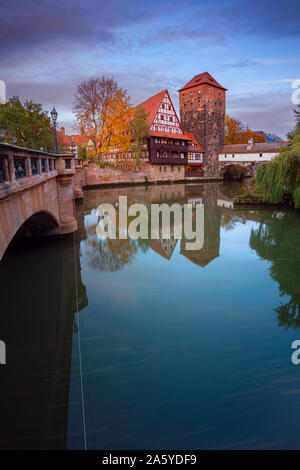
left=219, top=163, right=253, bottom=179
left=0, top=210, right=59, bottom=261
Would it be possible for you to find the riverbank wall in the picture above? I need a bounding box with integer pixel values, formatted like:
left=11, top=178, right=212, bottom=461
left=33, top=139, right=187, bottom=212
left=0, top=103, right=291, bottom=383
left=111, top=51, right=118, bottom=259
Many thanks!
left=82, top=163, right=223, bottom=188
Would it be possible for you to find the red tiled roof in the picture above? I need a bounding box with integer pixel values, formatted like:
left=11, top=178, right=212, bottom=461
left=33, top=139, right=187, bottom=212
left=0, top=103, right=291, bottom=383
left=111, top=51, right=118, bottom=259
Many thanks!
left=220, top=142, right=288, bottom=154
left=61, top=134, right=90, bottom=145
left=136, top=89, right=167, bottom=127
left=150, top=130, right=190, bottom=140
left=178, top=72, right=227, bottom=92
left=184, top=132, right=204, bottom=150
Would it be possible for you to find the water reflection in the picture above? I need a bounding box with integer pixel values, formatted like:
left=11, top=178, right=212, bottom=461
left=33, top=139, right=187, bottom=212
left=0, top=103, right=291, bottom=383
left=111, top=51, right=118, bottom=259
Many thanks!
left=249, top=211, right=300, bottom=329
left=82, top=182, right=300, bottom=329
left=1, top=181, right=300, bottom=449
left=0, top=233, right=87, bottom=449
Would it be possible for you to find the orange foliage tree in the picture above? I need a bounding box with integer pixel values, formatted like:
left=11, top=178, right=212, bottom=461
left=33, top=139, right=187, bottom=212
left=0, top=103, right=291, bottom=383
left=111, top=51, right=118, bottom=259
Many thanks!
left=73, top=77, right=131, bottom=158
left=225, top=115, right=265, bottom=144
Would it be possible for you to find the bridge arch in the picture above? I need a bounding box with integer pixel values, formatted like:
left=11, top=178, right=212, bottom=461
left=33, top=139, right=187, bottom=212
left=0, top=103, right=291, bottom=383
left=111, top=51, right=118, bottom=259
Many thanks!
left=219, top=163, right=253, bottom=179
left=1, top=209, right=60, bottom=261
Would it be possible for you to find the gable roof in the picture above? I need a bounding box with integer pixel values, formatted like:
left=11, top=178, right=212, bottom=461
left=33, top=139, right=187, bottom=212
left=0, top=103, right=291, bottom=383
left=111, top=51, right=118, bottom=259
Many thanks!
left=137, top=89, right=167, bottom=127
left=178, top=72, right=227, bottom=92
left=137, top=89, right=188, bottom=139
left=184, top=132, right=204, bottom=150
left=220, top=142, right=288, bottom=154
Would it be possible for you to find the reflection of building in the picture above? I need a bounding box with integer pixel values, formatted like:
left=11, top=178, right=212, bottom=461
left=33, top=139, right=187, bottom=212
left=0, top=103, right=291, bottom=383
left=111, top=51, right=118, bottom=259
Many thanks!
left=150, top=238, right=178, bottom=260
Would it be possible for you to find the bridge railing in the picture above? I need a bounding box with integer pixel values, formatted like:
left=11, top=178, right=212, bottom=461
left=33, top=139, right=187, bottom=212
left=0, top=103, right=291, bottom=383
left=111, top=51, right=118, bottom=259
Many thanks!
left=0, top=143, right=79, bottom=199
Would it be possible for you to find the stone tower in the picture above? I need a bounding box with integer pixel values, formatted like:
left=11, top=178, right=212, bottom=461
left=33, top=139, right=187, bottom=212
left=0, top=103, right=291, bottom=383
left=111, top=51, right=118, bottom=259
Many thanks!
left=178, top=72, right=227, bottom=177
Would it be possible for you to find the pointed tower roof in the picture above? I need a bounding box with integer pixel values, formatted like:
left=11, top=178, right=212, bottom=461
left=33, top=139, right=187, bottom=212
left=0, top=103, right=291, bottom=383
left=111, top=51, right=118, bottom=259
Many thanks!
left=178, top=72, right=227, bottom=92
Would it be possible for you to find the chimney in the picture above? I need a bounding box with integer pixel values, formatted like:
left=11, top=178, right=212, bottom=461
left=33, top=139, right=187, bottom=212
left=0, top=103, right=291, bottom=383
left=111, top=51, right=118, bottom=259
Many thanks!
left=247, top=137, right=254, bottom=151
left=60, top=126, right=65, bottom=135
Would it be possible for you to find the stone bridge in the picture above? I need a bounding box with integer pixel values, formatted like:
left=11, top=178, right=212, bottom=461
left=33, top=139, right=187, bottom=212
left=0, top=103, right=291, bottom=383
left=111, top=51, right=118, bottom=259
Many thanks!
left=0, top=143, right=85, bottom=261
left=218, top=160, right=260, bottom=178
left=218, top=142, right=285, bottom=179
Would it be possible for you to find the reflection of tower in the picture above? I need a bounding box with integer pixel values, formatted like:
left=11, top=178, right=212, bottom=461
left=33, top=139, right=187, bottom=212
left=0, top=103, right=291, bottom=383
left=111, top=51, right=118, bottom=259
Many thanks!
left=180, top=184, right=221, bottom=267
left=179, top=72, right=227, bottom=177
left=0, top=234, right=87, bottom=449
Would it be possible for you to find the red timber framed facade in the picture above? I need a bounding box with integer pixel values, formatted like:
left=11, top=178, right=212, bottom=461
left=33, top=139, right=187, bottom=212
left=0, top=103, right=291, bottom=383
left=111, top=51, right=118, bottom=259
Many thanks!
left=140, top=89, right=189, bottom=166
left=185, top=132, right=204, bottom=177
left=100, top=89, right=191, bottom=171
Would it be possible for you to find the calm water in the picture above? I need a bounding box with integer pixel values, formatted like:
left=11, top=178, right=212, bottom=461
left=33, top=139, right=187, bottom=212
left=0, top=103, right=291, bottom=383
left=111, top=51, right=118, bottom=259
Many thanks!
left=0, top=181, right=300, bottom=449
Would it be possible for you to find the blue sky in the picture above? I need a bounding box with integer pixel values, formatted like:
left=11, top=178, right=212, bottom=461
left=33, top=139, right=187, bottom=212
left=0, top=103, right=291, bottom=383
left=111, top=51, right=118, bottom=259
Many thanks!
left=1, top=0, right=300, bottom=138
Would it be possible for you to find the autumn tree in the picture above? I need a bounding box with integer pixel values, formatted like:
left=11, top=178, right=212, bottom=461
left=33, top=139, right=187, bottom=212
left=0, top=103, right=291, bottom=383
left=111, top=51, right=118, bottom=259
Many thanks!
left=73, top=77, right=131, bottom=158
left=130, top=105, right=150, bottom=167
left=0, top=96, right=53, bottom=150
left=225, top=115, right=265, bottom=145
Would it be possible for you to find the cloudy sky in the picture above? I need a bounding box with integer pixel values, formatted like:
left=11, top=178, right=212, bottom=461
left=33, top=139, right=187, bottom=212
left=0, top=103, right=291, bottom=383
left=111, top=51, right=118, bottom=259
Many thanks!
left=1, top=0, right=299, bottom=138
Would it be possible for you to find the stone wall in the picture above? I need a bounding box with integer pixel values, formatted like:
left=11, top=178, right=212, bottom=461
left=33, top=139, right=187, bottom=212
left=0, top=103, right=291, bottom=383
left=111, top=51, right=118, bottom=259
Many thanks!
left=179, top=83, right=226, bottom=177
left=83, top=163, right=185, bottom=186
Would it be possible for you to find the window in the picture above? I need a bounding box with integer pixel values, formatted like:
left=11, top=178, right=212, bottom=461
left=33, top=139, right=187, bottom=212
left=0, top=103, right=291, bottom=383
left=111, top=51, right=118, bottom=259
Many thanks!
left=159, top=166, right=162, bottom=173
left=162, top=127, right=165, bottom=132
left=65, top=159, right=72, bottom=169
left=232, top=154, right=235, bottom=158
left=180, top=153, right=185, bottom=159
left=155, top=126, right=158, bottom=131
left=160, top=114, right=164, bottom=120
left=14, top=158, right=26, bottom=179
left=31, top=158, right=38, bottom=175
left=0, top=158, right=6, bottom=182
left=41, top=159, right=47, bottom=173
left=164, top=166, right=166, bottom=172
left=161, top=103, right=165, bottom=109
left=190, top=91, right=192, bottom=96
left=178, top=166, right=180, bottom=172
left=156, top=151, right=160, bottom=158
left=259, top=153, right=262, bottom=158
left=171, top=165, right=174, bottom=172
left=169, top=116, right=173, bottom=122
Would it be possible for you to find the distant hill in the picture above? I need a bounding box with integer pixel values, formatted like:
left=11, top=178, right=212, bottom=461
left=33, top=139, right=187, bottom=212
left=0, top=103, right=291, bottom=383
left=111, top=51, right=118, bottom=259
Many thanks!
left=255, top=131, right=284, bottom=142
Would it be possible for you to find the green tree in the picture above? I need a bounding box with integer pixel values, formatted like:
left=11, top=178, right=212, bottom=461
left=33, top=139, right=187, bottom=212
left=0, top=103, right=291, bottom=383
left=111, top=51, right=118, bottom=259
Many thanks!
left=130, top=105, right=150, bottom=168
left=256, top=111, right=300, bottom=208
left=0, top=96, right=53, bottom=151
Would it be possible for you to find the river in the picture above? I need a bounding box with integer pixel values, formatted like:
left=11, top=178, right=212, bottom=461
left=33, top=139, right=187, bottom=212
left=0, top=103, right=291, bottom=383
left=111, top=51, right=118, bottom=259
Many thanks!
left=0, top=181, right=300, bottom=449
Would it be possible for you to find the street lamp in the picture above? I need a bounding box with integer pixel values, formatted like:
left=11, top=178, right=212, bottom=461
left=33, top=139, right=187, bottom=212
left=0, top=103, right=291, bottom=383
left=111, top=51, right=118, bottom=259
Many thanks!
left=51, top=106, right=58, bottom=154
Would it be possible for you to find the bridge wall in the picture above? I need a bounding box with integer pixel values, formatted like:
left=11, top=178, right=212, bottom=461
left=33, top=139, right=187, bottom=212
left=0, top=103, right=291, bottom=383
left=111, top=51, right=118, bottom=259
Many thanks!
left=0, top=144, right=79, bottom=261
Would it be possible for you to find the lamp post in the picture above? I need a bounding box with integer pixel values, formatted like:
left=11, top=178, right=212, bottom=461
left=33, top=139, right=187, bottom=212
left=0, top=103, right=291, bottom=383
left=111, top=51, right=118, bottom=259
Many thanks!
left=51, top=106, right=58, bottom=154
